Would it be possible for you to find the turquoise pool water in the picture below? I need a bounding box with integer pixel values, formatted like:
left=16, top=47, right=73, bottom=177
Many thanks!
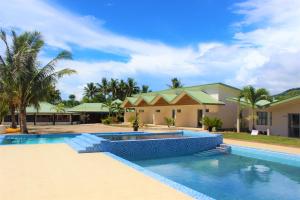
left=1, top=135, right=76, bottom=145
left=134, top=153, right=300, bottom=200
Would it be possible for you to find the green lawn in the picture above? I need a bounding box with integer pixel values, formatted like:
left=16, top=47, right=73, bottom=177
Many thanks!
left=218, top=132, right=300, bottom=148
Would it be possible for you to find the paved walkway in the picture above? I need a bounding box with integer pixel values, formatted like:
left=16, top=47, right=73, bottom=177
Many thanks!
left=0, top=144, right=191, bottom=200
left=224, top=139, right=300, bottom=155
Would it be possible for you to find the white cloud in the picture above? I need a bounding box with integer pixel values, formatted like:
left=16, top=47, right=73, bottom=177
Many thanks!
left=1, top=0, right=300, bottom=97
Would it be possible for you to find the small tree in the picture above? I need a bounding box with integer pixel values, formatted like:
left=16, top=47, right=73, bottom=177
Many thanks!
left=239, top=86, right=270, bottom=130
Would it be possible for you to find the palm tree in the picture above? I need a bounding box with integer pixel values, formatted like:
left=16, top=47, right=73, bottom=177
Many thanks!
left=141, top=85, right=151, bottom=93
left=0, top=98, right=8, bottom=124
left=239, top=86, right=270, bottom=130
left=51, top=103, right=66, bottom=125
left=103, top=100, right=115, bottom=117
left=110, top=78, right=119, bottom=99
left=117, top=79, right=127, bottom=100
left=168, top=77, right=183, bottom=89
left=84, top=82, right=98, bottom=100
left=97, top=78, right=110, bottom=100
left=1, top=30, right=76, bottom=133
left=126, top=78, right=139, bottom=97
left=0, top=30, right=20, bottom=128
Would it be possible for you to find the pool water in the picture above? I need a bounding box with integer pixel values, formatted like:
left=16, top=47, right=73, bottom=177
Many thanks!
left=134, top=153, right=300, bottom=200
left=1, top=135, right=76, bottom=145
left=100, top=133, right=187, bottom=141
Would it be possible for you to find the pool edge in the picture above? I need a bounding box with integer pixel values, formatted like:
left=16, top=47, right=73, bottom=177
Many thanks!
left=104, top=152, right=215, bottom=200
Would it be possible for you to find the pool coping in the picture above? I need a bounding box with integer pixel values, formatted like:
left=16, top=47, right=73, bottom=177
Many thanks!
left=104, top=152, right=215, bottom=200
left=231, top=144, right=300, bottom=167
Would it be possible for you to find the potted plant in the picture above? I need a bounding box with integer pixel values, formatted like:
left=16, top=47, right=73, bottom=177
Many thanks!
left=132, top=112, right=139, bottom=131
left=164, top=117, right=175, bottom=128
left=202, top=116, right=223, bottom=132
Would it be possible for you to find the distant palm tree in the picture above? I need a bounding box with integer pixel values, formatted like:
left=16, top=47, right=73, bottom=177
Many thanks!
left=97, top=78, right=110, bottom=99
left=84, top=82, right=98, bottom=100
left=110, top=78, right=119, bottom=99
left=168, top=77, right=183, bottom=89
left=69, top=94, right=76, bottom=102
left=0, top=30, right=76, bottom=133
left=141, top=85, right=151, bottom=93
left=126, top=78, right=140, bottom=97
left=239, top=86, right=270, bottom=130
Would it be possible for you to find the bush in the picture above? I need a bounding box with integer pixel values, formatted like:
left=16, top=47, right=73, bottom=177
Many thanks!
left=202, top=116, right=223, bottom=131
left=102, top=117, right=112, bottom=125
left=164, top=117, right=175, bottom=127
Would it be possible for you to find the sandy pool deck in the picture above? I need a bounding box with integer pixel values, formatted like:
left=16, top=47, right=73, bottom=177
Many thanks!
left=0, top=144, right=191, bottom=200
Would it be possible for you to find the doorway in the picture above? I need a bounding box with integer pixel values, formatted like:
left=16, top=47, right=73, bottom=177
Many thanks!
left=197, top=109, right=203, bottom=128
left=288, top=114, right=300, bottom=137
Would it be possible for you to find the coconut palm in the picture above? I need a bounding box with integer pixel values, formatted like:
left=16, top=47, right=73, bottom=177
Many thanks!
left=97, top=78, right=110, bottom=99
left=239, top=86, right=270, bottom=130
left=110, top=78, right=119, bottom=99
left=103, top=100, right=115, bottom=117
left=168, top=77, right=183, bottom=89
left=84, top=82, right=98, bottom=100
left=126, top=78, right=139, bottom=97
left=0, top=30, right=20, bottom=128
left=0, top=30, right=76, bottom=133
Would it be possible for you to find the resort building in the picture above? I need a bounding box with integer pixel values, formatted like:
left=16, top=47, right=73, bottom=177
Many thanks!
left=231, top=95, right=300, bottom=138
left=3, top=102, right=77, bottom=125
left=68, top=103, right=110, bottom=123
left=122, top=83, right=241, bottom=130
left=3, top=101, right=121, bottom=125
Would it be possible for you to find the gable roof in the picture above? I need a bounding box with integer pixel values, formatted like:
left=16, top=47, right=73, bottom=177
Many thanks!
left=122, top=83, right=233, bottom=107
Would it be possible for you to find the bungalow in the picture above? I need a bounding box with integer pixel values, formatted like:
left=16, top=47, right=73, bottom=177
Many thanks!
left=230, top=95, right=300, bottom=138
left=122, top=83, right=240, bottom=129
left=68, top=103, right=110, bottom=123
left=3, top=100, right=122, bottom=125
left=3, top=102, right=77, bottom=125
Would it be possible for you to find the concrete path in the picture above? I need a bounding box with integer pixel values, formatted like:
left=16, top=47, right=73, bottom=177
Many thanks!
left=0, top=144, right=191, bottom=200
left=224, top=138, right=300, bottom=155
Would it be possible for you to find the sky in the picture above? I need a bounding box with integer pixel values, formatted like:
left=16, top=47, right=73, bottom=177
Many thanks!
left=1, top=0, right=300, bottom=99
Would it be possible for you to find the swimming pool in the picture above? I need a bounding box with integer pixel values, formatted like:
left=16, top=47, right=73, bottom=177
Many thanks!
left=0, top=134, right=77, bottom=145
left=133, top=146, right=300, bottom=200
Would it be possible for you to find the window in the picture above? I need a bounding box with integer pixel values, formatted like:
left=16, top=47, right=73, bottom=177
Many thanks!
left=257, top=112, right=268, bottom=125
left=156, top=110, right=160, bottom=113
left=270, top=112, right=272, bottom=126
left=177, top=109, right=181, bottom=113
left=205, top=109, right=209, bottom=113
left=139, top=109, right=144, bottom=113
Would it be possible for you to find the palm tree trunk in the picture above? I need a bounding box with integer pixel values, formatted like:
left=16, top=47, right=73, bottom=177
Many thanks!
left=20, top=105, right=28, bottom=133
left=10, top=106, right=17, bottom=128
left=252, top=107, right=255, bottom=130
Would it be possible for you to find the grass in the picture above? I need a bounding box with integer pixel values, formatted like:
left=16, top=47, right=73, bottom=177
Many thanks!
left=219, top=132, right=300, bottom=148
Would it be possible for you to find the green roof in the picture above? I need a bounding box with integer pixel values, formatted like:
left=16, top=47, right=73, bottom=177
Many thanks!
left=26, top=102, right=63, bottom=114
left=141, top=95, right=157, bottom=103
left=185, top=91, right=225, bottom=105
left=68, top=103, right=109, bottom=113
left=160, top=94, right=178, bottom=103
left=270, top=95, right=300, bottom=106
left=122, top=83, right=235, bottom=106
left=126, top=97, right=139, bottom=105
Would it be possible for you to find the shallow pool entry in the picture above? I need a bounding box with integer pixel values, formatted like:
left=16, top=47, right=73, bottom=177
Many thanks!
left=134, top=150, right=300, bottom=200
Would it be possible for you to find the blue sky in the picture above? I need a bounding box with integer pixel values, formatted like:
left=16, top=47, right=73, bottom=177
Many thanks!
left=1, top=0, right=300, bottom=99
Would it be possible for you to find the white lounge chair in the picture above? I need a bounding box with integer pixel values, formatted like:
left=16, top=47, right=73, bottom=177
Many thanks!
left=251, top=130, right=259, bottom=136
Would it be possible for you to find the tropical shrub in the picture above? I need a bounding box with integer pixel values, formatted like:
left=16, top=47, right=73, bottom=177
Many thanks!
left=102, top=117, right=112, bottom=125
left=202, top=116, right=223, bottom=131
